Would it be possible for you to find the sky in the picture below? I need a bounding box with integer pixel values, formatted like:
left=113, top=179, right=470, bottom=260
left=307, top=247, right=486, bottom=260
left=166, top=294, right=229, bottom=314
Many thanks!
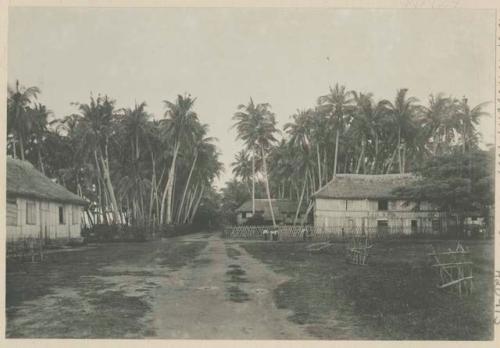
left=8, top=7, right=496, bottom=187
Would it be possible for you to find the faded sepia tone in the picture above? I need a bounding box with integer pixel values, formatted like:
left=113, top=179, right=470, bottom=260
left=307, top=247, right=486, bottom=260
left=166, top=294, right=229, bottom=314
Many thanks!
left=2, top=2, right=498, bottom=344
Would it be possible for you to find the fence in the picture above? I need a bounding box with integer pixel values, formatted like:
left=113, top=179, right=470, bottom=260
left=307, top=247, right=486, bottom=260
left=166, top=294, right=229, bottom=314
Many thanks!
left=222, top=224, right=484, bottom=242
left=223, top=225, right=392, bottom=242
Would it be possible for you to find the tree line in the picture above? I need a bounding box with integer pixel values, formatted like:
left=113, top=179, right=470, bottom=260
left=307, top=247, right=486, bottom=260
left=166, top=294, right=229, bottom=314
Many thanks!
left=229, top=84, right=492, bottom=226
left=7, top=80, right=223, bottom=228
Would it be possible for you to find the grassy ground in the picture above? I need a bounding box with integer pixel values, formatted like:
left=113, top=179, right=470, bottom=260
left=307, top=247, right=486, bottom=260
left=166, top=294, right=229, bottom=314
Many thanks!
left=6, top=239, right=207, bottom=338
left=241, top=239, right=494, bottom=340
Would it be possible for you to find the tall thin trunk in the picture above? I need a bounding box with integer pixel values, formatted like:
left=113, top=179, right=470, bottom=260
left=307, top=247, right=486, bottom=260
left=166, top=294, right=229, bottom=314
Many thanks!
left=184, top=183, right=199, bottom=223
left=176, top=151, right=198, bottom=223
left=261, top=145, right=276, bottom=226
left=316, top=144, right=322, bottom=188
left=189, top=185, right=205, bottom=224
left=333, top=128, right=340, bottom=177
left=371, top=135, right=379, bottom=174
left=99, top=151, right=120, bottom=224
left=148, top=154, right=156, bottom=225
left=294, top=169, right=308, bottom=225
left=12, top=138, right=17, bottom=159
left=160, top=142, right=180, bottom=225
left=386, top=147, right=398, bottom=174
left=19, top=134, right=25, bottom=161
left=37, top=146, right=45, bottom=174
left=397, top=127, right=402, bottom=174
left=355, top=137, right=366, bottom=174
left=252, top=151, right=256, bottom=214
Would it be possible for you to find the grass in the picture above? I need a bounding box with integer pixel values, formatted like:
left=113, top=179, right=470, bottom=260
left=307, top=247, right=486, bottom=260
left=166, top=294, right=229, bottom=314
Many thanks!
left=6, top=239, right=208, bottom=338
left=241, top=239, right=494, bottom=340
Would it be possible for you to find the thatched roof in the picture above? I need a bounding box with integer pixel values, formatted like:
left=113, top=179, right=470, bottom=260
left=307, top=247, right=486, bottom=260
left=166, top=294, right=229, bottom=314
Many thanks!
left=313, top=174, right=418, bottom=200
left=7, top=158, right=88, bottom=206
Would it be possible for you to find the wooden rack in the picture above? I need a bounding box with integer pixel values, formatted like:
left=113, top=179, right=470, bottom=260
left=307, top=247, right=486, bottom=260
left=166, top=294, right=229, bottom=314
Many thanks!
left=428, top=241, right=473, bottom=297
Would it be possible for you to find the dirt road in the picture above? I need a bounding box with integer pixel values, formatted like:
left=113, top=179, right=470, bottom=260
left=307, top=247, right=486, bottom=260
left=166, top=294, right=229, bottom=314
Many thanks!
left=6, top=233, right=309, bottom=339
left=150, top=234, right=309, bottom=339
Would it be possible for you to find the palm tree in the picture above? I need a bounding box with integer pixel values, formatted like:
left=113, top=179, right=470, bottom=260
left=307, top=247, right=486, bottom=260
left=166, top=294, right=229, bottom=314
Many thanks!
left=176, top=123, right=217, bottom=224
left=75, top=94, right=121, bottom=223
left=454, top=97, right=489, bottom=153
left=7, top=80, right=41, bottom=160
left=420, top=94, right=457, bottom=155
left=233, top=98, right=278, bottom=226
left=385, top=89, right=419, bottom=173
left=231, top=149, right=253, bottom=193
left=318, top=83, right=354, bottom=177
left=160, top=94, right=199, bottom=225
left=28, top=103, right=51, bottom=173
left=120, top=102, right=151, bottom=160
left=350, top=92, right=390, bottom=174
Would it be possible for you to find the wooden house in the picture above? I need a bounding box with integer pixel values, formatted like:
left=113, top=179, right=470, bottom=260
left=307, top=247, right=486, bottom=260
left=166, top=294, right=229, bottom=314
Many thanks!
left=312, top=174, right=446, bottom=235
left=235, top=199, right=305, bottom=225
left=6, top=158, right=88, bottom=242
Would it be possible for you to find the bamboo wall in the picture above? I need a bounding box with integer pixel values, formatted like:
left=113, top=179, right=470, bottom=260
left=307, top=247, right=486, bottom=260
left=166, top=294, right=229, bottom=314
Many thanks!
left=6, top=197, right=83, bottom=242
left=314, top=198, right=444, bottom=234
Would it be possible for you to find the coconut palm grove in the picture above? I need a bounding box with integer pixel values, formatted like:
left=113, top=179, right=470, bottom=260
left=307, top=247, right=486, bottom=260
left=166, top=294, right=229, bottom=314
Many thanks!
left=7, top=80, right=493, bottom=233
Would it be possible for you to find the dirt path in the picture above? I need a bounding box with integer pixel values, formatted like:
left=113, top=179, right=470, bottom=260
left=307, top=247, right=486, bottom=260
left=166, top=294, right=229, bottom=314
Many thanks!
left=150, top=234, right=310, bottom=339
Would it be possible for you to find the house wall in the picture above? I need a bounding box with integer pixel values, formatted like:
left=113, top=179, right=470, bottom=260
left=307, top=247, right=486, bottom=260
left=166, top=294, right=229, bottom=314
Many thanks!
left=314, top=198, right=444, bottom=234
left=6, top=197, right=83, bottom=242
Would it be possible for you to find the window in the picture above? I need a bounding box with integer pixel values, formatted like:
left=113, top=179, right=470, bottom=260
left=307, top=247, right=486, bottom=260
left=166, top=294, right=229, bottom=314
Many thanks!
left=471, top=217, right=477, bottom=221
left=432, top=219, right=441, bottom=233
left=72, top=206, right=80, bottom=225
left=59, top=206, right=65, bottom=225
left=242, top=212, right=247, bottom=219
left=26, top=201, right=37, bottom=225
left=411, top=220, right=418, bottom=234
left=377, top=219, right=389, bottom=234
left=378, top=200, right=388, bottom=211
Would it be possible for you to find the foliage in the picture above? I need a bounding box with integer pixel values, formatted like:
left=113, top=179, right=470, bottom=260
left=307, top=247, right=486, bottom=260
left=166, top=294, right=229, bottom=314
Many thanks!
left=230, top=85, right=490, bottom=225
left=393, top=147, right=494, bottom=214
left=6, top=82, right=223, bottom=231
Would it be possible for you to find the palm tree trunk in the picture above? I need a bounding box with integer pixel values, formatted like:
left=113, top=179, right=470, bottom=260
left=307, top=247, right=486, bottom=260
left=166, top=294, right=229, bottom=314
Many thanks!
left=252, top=151, right=256, bottom=214
left=19, top=134, right=25, bottom=161
left=397, top=127, right=402, bottom=174
left=176, top=151, right=198, bottom=223
left=316, top=144, right=322, bottom=188
left=37, top=146, right=45, bottom=174
left=261, top=145, right=276, bottom=226
left=189, top=185, right=205, bottom=224
left=160, top=142, right=180, bottom=225
left=12, top=139, right=17, bottom=159
left=99, top=152, right=120, bottom=224
left=294, top=169, right=308, bottom=225
left=333, top=128, right=340, bottom=177
left=385, top=147, right=398, bottom=174
left=148, top=154, right=156, bottom=225
left=184, top=183, right=199, bottom=223
left=371, top=135, right=379, bottom=174
left=355, top=137, right=366, bottom=174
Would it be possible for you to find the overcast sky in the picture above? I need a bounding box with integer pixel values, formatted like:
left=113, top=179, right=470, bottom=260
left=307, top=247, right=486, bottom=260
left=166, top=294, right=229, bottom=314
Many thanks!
left=8, top=7, right=496, bottom=186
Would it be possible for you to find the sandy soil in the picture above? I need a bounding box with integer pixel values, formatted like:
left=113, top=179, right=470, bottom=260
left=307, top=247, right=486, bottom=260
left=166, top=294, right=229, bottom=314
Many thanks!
left=150, top=234, right=310, bottom=339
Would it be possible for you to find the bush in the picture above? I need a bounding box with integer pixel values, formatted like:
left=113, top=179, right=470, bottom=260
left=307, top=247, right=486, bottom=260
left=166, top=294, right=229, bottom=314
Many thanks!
left=82, top=224, right=148, bottom=243
left=159, top=224, right=202, bottom=237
